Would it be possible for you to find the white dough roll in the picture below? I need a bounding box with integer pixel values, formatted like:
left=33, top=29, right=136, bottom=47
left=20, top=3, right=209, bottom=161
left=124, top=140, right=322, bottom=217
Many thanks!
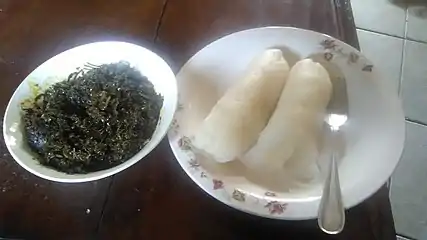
left=193, top=49, right=290, bottom=163
left=241, top=59, right=332, bottom=172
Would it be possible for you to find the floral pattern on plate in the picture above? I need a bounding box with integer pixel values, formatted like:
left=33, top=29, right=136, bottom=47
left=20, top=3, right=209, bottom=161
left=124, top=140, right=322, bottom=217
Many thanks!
left=232, top=189, right=246, bottom=202
left=320, top=38, right=374, bottom=71
left=178, top=136, right=192, bottom=151
left=265, top=191, right=277, bottom=197
left=265, top=201, right=288, bottom=215
left=213, top=179, right=224, bottom=190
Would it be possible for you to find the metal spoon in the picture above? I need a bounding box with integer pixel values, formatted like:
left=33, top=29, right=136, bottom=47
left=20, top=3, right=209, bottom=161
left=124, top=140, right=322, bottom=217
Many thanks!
left=318, top=113, right=347, bottom=234
left=307, top=53, right=348, bottom=234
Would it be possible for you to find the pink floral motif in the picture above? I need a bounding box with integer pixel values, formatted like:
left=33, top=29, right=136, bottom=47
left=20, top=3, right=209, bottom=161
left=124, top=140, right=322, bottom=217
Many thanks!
left=188, top=158, right=200, bottom=170
left=178, top=136, right=192, bottom=150
left=213, top=179, right=224, bottom=190
left=232, top=189, right=245, bottom=202
left=324, top=52, right=333, bottom=61
left=320, top=39, right=337, bottom=50
left=170, top=118, right=179, bottom=133
left=264, top=191, right=277, bottom=197
left=265, top=201, right=288, bottom=215
left=320, top=39, right=366, bottom=67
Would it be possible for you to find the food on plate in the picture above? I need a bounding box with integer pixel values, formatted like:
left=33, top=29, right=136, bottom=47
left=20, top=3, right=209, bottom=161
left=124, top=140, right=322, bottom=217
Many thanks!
left=241, top=59, right=332, bottom=173
left=21, top=61, right=163, bottom=174
left=192, top=49, right=290, bottom=163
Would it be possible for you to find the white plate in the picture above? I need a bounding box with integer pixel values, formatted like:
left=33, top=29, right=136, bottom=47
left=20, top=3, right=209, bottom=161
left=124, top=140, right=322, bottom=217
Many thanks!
left=168, top=27, right=405, bottom=220
left=3, top=41, right=177, bottom=183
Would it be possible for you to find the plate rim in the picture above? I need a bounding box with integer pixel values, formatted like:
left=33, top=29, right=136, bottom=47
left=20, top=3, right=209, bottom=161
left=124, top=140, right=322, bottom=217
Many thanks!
left=168, top=26, right=405, bottom=220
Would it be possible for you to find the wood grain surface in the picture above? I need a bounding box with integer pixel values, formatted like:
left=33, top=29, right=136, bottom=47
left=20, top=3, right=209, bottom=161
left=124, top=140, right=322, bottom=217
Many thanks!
left=0, top=0, right=165, bottom=238
left=0, top=0, right=394, bottom=239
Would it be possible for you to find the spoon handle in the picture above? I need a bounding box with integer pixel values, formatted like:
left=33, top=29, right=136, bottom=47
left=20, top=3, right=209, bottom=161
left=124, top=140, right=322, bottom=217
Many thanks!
left=318, top=150, right=345, bottom=234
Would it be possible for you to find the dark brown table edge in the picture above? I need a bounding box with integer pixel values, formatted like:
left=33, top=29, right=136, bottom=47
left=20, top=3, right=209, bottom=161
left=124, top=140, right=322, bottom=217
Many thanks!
left=333, top=0, right=359, bottom=49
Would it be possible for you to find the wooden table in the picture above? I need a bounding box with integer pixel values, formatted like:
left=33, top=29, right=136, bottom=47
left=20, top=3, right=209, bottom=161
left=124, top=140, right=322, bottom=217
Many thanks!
left=0, top=0, right=396, bottom=239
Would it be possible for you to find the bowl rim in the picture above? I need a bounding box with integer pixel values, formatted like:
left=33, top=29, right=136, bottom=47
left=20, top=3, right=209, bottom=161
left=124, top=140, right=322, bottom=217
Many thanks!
left=3, top=41, right=178, bottom=183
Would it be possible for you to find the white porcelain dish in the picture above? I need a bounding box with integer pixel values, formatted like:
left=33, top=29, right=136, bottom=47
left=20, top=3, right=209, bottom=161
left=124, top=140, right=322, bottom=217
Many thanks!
left=168, top=27, right=405, bottom=220
left=3, top=41, right=177, bottom=183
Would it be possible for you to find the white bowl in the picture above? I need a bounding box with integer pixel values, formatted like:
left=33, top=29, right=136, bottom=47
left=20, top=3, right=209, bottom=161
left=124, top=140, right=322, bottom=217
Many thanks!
left=3, top=41, right=177, bottom=183
left=168, top=27, right=405, bottom=220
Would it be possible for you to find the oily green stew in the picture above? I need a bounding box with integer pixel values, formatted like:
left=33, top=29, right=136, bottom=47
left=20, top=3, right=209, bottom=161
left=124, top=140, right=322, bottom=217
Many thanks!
left=21, top=62, right=163, bottom=174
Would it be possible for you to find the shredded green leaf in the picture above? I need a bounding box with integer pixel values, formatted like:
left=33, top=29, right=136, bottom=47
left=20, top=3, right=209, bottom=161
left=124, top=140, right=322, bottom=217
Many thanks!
left=21, top=61, right=163, bottom=174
